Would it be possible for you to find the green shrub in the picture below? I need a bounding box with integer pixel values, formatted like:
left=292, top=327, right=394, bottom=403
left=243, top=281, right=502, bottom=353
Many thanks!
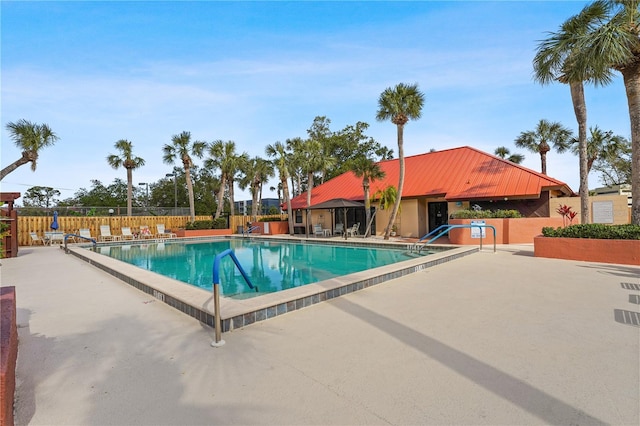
left=259, top=216, right=287, bottom=222
left=450, top=209, right=522, bottom=219
left=542, top=224, right=640, bottom=240
left=185, top=218, right=228, bottom=229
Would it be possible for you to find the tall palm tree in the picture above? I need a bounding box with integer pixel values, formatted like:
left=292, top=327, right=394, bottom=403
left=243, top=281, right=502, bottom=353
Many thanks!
left=1, top=119, right=59, bottom=180
left=206, top=140, right=248, bottom=218
left=549, top=0, right=640, bottom=224
left=351, top=156, right=385, bottom=237
left=376, top=82, right=425, bottom=240
left=297, top=138, right=336, bottom=232
left=266, top=141, right=294, bottom=235
left=162, top=131, right=206, bottom=222
left=106, top=139, right=145, bottom=216
left=533, top=2, right=615, bottom=224
left=514, top=119, right=573, bottom=176
left=494, top=146, right=525, bottom=164
left=285, top=137, right=305, bottom=197
left=239, top=156, right=275, bottom=219
left=570, top=126, right=628, bottom=173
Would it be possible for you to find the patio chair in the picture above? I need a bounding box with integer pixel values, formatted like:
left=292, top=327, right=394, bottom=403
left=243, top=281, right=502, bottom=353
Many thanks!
left=313, top=223, right=324, bottom=237
left=78, top=228, right=94, bottom=242
left=346, top=223, right=360, bottom=237
left=156, top=224, right=176, bottom=238
left=139, top=225, right=155, bottom=239
left=29, top=232, right=44, bottom=246
left=121, top=227, right=135, bottom=240
left=99, top=225, right=120, bottom=242
left=334, top=223, right=344, bottom=236
left=48, top=232, right=65, bottom=245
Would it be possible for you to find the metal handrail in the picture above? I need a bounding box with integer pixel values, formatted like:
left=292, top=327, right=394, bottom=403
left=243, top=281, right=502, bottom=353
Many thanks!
left=412, top=224, right=497, bottom=253
left=211, top=248, right=255, bottom=347
left=63, top=233, right=97, bottom=253
left=244, top=225, right=260, bottom=236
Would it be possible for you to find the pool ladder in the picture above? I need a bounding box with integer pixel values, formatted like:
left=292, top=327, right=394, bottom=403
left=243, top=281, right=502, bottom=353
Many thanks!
left=409, top=224, right=497, bottom=253
left=211, top=249, right=254, bottom=347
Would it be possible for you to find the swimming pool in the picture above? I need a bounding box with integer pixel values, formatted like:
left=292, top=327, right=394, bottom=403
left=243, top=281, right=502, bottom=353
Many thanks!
left=95, top=238, right=432, bottom=299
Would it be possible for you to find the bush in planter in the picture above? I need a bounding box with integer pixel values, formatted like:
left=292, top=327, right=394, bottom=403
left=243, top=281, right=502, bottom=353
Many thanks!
left=258, top=216, right=286, bottom=222
left=451, top=209, right=522, bottom=219
left=185, top=219, right=228, bottom=230
left=542, top=224, right=640, bottom=240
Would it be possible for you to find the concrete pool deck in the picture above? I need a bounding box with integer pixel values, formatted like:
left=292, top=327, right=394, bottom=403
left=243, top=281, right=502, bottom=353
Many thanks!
left=2, top=243, right=639, bottom=425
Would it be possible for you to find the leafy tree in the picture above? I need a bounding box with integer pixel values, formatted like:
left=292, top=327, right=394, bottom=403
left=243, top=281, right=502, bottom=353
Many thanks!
left=1, top=119, right=59, bottom=180
left=544, top=0, right=640, bottom=223
left=593, top=136, right=632, bottom=186
left=494, top=147, right=524, bottom=164
left=23, top=186, right=61, bottom=208
left=206, top=140, right=248, bottom=218
left=351, top=156, right=385, bottom=237
left=533, top=3, right=616, bottom=223
left=73, top=179, right=128, bottom=208
left=239, top=156, right=275, bottom=219
left=570, top=127, right=628, bottom=174
left=514, top=119, right=573, bottom=175
left=376, top=82, right=425, bottom=240
left=106, top=139, right=145, bottom=216
left=163, top=131, right=206, bottom=222
left=285, top=137, right=305, bottom=197
left=266, top=141, right=294, bottom=234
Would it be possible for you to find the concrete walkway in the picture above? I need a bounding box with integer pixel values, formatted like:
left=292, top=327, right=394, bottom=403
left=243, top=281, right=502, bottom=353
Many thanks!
left=2, top=244, right=639, bottom=425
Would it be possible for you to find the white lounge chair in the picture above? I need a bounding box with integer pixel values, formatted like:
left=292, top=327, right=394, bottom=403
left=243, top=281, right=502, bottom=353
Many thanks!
left=334, top=223, right=344, bottom=236
left=29, top=232, right=44, bottom=246
left=346, top=223, right=360, bottom=237
left=79, top=228, right=94, bottom=242
left=121, top=227, right=135, bottom=240
left=313, top=224, right=324, bottom=237
left=156, top=224, right=176, bottom=238
left=99, top=225, right=120, bottom=242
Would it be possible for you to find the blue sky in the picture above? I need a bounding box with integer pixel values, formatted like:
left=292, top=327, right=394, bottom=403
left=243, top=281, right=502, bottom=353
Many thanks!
left=1, top=1, right=630, bottom=204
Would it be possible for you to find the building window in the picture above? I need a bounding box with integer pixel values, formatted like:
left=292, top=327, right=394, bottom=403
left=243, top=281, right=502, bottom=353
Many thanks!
left=295, top=210, right=303, bottom=223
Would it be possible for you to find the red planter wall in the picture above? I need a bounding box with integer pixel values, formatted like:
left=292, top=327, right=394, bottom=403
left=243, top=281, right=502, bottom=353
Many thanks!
left=534, top=237, right=640, bottom=265
left=448, top=218, right=564, bottom=245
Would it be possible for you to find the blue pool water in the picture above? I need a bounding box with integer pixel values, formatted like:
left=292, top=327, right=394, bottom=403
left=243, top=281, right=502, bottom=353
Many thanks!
left=95, top=239, right=429, bottom=299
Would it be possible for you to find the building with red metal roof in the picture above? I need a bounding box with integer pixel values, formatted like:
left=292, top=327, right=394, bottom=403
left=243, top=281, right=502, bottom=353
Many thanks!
left=288, top=146, right=575, bottom=238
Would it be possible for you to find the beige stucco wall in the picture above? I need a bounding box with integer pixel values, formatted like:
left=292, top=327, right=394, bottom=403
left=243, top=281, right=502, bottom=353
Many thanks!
left=549, top=194, right=630, bottom=225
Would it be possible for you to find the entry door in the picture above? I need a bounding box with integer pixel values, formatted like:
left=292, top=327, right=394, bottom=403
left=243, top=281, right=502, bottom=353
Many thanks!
left=428, top=202, right=448, bottom=232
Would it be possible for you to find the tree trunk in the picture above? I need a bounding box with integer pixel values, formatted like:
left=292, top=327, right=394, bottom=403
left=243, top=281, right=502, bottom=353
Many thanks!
left=214, top=175, right=226, bottom=219
left=363, top=177, right=371, bottom=237
left=229, top=179, right=235, bottom=217
left=621, top=64, right=640, bottom=225
left=185, top=166, right=196, bottom=222
left=569, top=81, right=589, bottom=224
left=126, top=167, right=133, bottom=217
left=282, top=175, right=294, bottom=235
left=0, top=156, right=30, bottom=181
left=540, top=151, right=548, bottom=175
left=385, top=124, right=405, bottom=240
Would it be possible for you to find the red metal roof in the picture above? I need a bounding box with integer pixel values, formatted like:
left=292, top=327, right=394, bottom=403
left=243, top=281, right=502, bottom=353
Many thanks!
left=289, top=146, right=573, bottom=209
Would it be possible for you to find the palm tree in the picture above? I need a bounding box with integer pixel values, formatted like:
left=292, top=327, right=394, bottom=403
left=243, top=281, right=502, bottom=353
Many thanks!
left=376, top=82, right=425, bottom=240
left=106, top=140, right=145, bottom=216
left=206, top=140, right=248, bottom=218
left=570, top=126, right=628, bottom=173
left=1, top=119, right=59, bottom=180
left=162, top=131, right=206, bottom=222
left=266, top=141, right=294, bottom=235
left=494, top=147, right=525, bottom=164
left=239, top=156, right=275, bottom=219
left=546, top=0, right=640, bottom=224
left=533, top=3, right=616, bottom=224
left=351, top=156, right=385, bottom=237
left=514, top=119, right=573, bottom=176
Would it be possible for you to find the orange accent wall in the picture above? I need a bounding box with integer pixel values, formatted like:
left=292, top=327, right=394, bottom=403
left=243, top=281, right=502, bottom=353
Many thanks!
left=534, top=237, right=640, bottom=266
left=448, top=218, right=565, bottom=245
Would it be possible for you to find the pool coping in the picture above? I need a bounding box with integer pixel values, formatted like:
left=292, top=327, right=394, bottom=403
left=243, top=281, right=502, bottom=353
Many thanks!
left=65, top=236, right=478, bottom=332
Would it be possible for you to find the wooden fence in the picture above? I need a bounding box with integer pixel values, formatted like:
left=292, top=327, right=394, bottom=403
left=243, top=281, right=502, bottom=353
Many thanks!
left=17, top=214, right=287, bottom=246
